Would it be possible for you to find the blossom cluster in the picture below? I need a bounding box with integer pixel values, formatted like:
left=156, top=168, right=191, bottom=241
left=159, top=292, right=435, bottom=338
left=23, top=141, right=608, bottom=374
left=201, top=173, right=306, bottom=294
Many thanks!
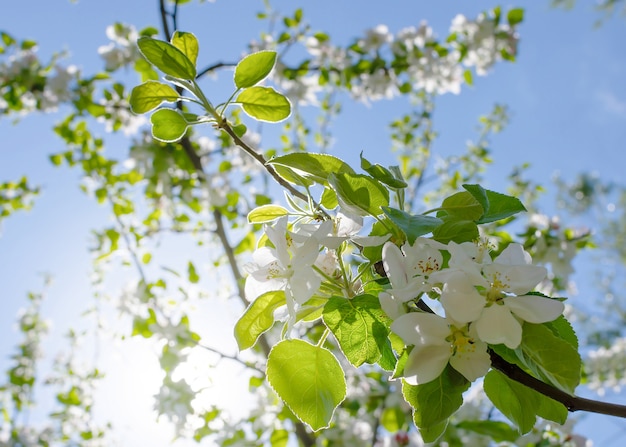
left=0, top=44, right=77, bottom=115
left=243, top=202, right=565, bottom=388
left=97, top=23, right=141, bottom=72
left=253, top=10, right=519, bottom=107
left=381, top=238, right=564, bottom=385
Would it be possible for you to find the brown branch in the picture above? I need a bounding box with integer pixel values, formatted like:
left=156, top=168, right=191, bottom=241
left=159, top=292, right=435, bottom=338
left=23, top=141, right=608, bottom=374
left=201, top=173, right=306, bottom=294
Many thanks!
left=218, top=118, right=309, bottom=203
left=489, top=350, right=626, bottom=418
left=196, top=62, right=237, bottom=79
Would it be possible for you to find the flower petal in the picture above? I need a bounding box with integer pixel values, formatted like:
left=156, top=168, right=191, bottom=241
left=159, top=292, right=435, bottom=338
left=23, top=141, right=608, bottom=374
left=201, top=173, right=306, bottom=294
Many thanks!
left=404, top=343, right=451, bottom=385
left=449, top=338, right=491, bottom=382
left=495, top=243, right=531, bottom=265
left=505, top=295, right=565, bottom=324
left=379, top=291, right=404, bottom=319
left=440, top=272, right=486, bottom=323
left=475, top=304, right=522, bottom=349
left=391, top=313, right=450, bottom=347
left=483, top=263, right=547, bottom=295
left=382, top=242, right=409, bottom=289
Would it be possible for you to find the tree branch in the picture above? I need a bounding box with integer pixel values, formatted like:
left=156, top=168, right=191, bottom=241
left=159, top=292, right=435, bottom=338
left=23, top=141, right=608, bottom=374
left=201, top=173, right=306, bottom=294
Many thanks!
left=489, top=350, right=626, bottom=418
left=218, top=118, right=310, bottom=203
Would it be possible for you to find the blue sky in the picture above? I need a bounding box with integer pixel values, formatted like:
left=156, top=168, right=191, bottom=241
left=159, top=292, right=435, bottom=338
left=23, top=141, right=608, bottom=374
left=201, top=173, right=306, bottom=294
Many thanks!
left=2, top=0, right=626, bottom=445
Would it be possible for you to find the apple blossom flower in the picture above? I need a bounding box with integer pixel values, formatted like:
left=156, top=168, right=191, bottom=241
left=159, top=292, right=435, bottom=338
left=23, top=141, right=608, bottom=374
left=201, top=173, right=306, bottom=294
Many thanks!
left=391, top=312, right=491, bottom=385
left=380, top=239, right=445, bottom=304
left=244, top=218, right=322, bottom=327
left=439, top=243, right=565, bottom=348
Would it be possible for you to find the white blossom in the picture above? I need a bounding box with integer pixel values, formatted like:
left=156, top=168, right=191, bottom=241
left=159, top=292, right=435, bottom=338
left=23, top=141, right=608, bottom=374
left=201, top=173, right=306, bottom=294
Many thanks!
left=391, top=312, right=491, bottom=384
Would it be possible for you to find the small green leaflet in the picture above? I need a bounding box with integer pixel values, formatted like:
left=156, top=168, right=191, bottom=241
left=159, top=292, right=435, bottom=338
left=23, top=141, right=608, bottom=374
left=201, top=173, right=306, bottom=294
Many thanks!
left=234, top=290, right=286, bottom=351
left=247, top=204, right=289, bottom=223
left=236, top=86, right=291, bottom=122
left=507, top=8, right=524, bottom=26
left=171, top=31, right=199, bottom=66
left=322, top=294, right=391, bottom=367
left=137, top=36, right=197, bottom=80
left=402, top=365, right=469, bottom=441
left=360, top=152, right=407, bottom=188
left=234, top=51, right=277, bottom=89
left=268, top=153, right=355, bottom=186
left=328, top=172, right=389, bottom=217
left=129, top=81, right=180, bottom=114
left=150, top=108, right=189, bottom=142
left=267, top=339, right=346, bottom=431
left=437, top=191, right=484, bottom=221
left=381, top=207, right=443, bottom=244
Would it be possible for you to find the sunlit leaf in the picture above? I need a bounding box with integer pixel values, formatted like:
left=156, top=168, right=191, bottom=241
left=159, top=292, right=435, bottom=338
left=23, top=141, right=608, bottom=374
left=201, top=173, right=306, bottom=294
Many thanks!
left=234, top=291, right=286, bottom=351
left=234, top=51, right=277, bottom=89
left=328, top=172, right=389, bottom=217
left=247, top=204, right=290, bottom=223
left=171, top=31, right=199, bottom=66
left=150, top=108, right=189, bottom=142
left=322, top=294, right=391, bottom=367
left=236, top=86, right=291, bottom=122
left=137, top=36, right=196, bottom=80
left=129, top=81, right=180, bottom=114
left=267, top=339, right=346, bottom=431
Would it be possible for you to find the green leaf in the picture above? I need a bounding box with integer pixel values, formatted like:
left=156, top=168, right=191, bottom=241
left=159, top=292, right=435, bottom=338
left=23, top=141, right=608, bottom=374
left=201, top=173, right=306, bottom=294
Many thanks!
left=137, top=36, right=197, bottom=80
left=150, top=108, right=189, bottom=142
left=507, top=8, right=524, bottom=26
left=544, top=316, right=578, bottom=350
left=234, top=51, right=277, bottom=89
left=432, top=219, right=479, bottom=244
left=515, top=323, right=581, bottom=393
left=420, top=420, right=449, bottom=443
left=402, top=365, right=470, bottom=429
left=130, top=81, right=180, bottom=114
left=270, top=428, right=289, bottom=447
left=320, top=187, right=338, bottom=209
left=267, top=339, right=346, bottom=431
left=234, top=291, right=286, bottom=351
left=536, top=392, right=568, bottom=425
left=484, top=369, right=539, bottom=434
left=476, top=188, right=526, bottom=224
left=437, top=191, right=484, bottom=221
left=188, top=261, right=199, bottom=284
left=456, top=420, right=518, bottom=442
left=328, top=173, right=389, bottom=217
left=268, top=153, right=355, bottom=186
left=322, top=294, right=391, bottom=367
left=360, top=153, right=407, bottom=188
left=236, top=86, right=291, bottom=122
left=381, top=207, right=443, bottom=244
left=171, top=31, right=199, bottom=66
left=463, top=69, right=473, bottom=86
left=247, top=204, right=289, bottom=223
left=462, top=184, right=489, bottom=213
left=380, top=407, right=407, bottom=433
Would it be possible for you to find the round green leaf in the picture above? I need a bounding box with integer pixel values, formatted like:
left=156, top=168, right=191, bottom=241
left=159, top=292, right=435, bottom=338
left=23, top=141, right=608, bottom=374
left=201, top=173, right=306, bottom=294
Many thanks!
left=150, top=108, right=189, bottom=142
left=234, top=51, right=277, bottom=89
left=247, top=204, right=289, bottom=223
left=130, top=81, right=180, bottom=114
left=267, top=339, right=346, bottom=431
left=137, top=36, right=196, bottom=80
left=171, top=31, right=199, bottom=66
left=236, top=86, right=291, bottom=122
left=234, top=291, right=286, bottom=351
